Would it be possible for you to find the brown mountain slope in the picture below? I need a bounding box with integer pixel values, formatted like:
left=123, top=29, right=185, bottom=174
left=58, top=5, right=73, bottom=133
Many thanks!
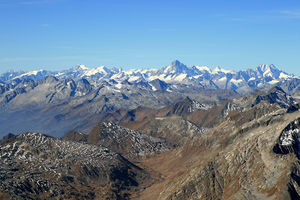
left=137, top=106, right=300, bottom=200
left=134, top=115, right=207, bottom=148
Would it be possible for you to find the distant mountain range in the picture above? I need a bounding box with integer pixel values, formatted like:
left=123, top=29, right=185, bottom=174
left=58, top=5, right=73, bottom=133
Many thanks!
left=0, top=60, right=300, bottom=137
left=0, top=60, right=298, bottom=94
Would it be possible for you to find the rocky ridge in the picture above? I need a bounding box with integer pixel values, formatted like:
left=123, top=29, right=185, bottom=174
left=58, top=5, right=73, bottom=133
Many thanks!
left=87, top=122, right=168, bottom=160
left=0, top=132, right=150, bottom=199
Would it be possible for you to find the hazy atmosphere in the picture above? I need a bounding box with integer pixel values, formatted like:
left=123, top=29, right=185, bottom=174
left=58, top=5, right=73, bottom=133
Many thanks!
left=0, top=0, right=300, bottom=74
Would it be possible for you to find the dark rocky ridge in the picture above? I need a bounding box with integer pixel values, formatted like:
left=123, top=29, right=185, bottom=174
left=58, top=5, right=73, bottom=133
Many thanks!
left=87, top=122, right=168, bottom=160
left=0, top=132, right=150, bottom=199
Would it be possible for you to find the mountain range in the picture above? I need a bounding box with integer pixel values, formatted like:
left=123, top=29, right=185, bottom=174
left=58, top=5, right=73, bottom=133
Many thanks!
left=0, top=60, right=298, bottom=94
left=1, top=61, right=300, bottom=138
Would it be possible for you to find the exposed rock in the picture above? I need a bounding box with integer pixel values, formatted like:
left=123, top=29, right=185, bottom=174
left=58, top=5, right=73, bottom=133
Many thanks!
left=0, top=132, right=149, bottom=199
left=274, top=118, right=300, bottom=155
left=87, top=122, right=168, bottom=159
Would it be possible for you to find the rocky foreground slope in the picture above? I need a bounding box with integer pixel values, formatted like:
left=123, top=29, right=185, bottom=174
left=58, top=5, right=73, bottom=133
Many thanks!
left=0, top=132, right=151, bottom=199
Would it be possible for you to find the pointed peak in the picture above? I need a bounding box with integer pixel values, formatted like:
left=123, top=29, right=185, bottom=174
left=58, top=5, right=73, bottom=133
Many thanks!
left=161, top=60, right=189, bottom=75
left=213, top=66, right=221, bottom=71
left=171, top=60, right=183, bottom=66
left=96, top=65, right=110, bottom=72
left=73, top=65, right=88, bottom=71
left=212, top=66, right=234, bottom=74
left=257, top=64, right=279, bottom=71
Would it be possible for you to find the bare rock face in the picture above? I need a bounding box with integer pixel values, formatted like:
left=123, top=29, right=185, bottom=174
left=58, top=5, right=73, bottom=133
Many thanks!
left=0, top=132, right=149, bottom=199
left=274, top=118, right=300, bottom=155
left=87, top=122, right=168, bottom=160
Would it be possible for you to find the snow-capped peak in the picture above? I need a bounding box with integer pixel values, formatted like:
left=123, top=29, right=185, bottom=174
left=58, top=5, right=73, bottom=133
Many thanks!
left=194, top=65, right=212, bottom=73
left=74, top=65, right=89, bottom=71
left=255, top=64, right=284, bottom=79
left=83, top=66, right=110, bottom=76
left=162, top=60, right=192, bottom=76
left=0, top=61, right=298, bottom=94
left=13, top=69, right=46, bottom=79
left=212, top=66, right=234, bottom=74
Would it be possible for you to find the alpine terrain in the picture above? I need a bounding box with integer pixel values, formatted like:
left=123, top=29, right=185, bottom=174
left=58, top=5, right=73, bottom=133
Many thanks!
left=0, top=61, right=300, bottom=199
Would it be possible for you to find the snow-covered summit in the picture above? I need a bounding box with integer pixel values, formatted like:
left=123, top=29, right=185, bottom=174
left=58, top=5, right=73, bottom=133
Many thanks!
left=212, top=66, right=235, bottom=74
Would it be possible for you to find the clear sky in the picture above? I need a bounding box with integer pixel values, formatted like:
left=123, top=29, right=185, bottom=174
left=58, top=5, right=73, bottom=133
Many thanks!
left=0, top=0, right=300, bottom=75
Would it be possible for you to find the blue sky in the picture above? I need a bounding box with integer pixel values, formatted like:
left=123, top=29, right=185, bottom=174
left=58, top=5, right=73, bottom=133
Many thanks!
left=0, top=0, right=300, bottom=75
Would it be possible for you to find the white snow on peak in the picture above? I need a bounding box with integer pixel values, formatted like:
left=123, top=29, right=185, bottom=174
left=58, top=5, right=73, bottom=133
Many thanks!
left=111, top=72, right=126, bottom=80
left=268, top=79, right=280, bottom=84
left=230, top=79, right=243, bottom=85
left=13, top=70, right=44, bottom=79
left=128, top=75, right=142, bottom=82
left=173, top=73, right=187, bottom=81
left=125, top=69, right=138, bottom=75
left=258, top=64, right=276, bottom=71
left=195, top=65, right=211, bottom=72
left=279, top=72, right=291, bottom=79
left=257, top=64, right=278, bottom=77
left=212, top=66, right=234, bottom=74
left=280, top=128, right=299, bottom=146
left=84, top=66, right=110, bottom=76
left=163, top=65, right=175, bottom=73
left=115, top=82, right=123, bottom=89
left=149, top=83, right=157, bottom=91
left=217, top=76, right=227, bottom=82
left=263, top=68, right=272, bottom=77
left=77, top=65, right=88, bottom=70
